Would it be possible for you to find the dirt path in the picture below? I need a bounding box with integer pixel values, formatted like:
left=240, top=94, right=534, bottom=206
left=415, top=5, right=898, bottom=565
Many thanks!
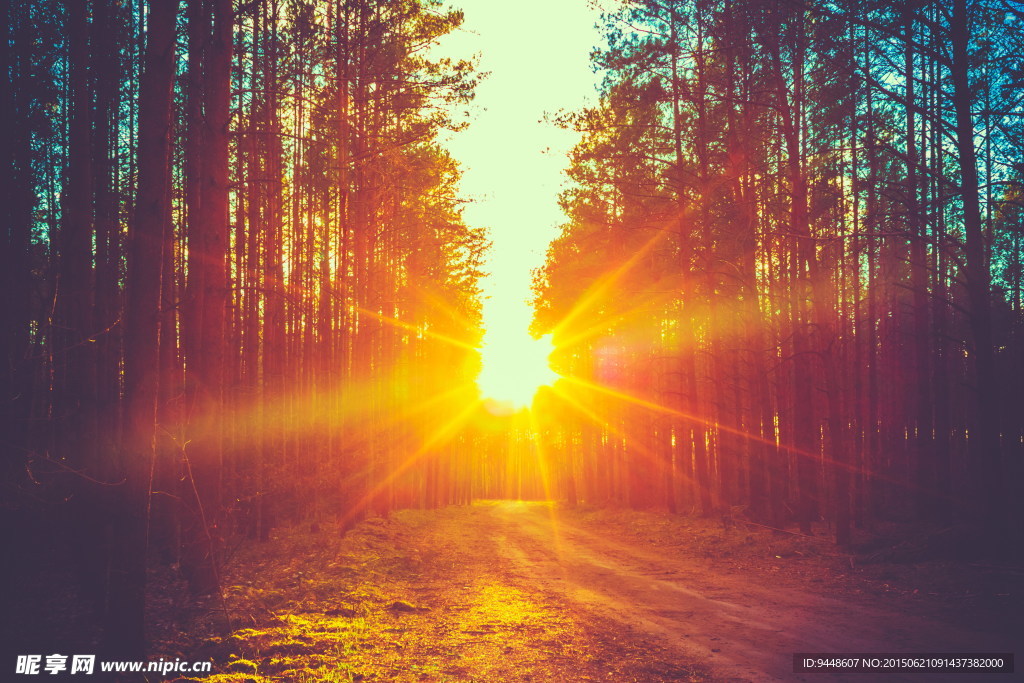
left=173, top=501, right=1020, bottom=682
left=412, top=501, right=1020, bottom=682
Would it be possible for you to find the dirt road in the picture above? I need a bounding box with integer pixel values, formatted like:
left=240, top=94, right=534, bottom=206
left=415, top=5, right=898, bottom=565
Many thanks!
left=179, top=501, right=1020, bottom=682
left=410, top=501, right=1020, bottom=682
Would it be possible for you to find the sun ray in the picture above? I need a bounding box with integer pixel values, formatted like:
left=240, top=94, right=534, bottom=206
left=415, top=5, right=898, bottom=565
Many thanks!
left=546, top=381, right=694, bottom=492
left=556, top=374, right=952, bottom=502
left=526, top=409, right=554, bottom=504
left=549, top=228, right=668, bottom=341
left=409, top=282, right=481, bottom=335
left=354, top=306, right=478, bottom=352
left=383, top=380, right=479, bottom=427
left=554, top=287, right=681, bottom=354
left=558, top=373, right=869, bottom=479
left=527, top=407, right=569, bottom=560
left=339, top=399, right=483, bottom=528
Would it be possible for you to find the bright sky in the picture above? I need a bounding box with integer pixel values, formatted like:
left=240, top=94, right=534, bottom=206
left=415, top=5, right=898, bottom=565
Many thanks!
left=433, top=0, right=604, bottom=405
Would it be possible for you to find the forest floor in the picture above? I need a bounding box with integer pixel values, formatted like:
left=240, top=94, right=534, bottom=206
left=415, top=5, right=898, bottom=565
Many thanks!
left=142, top=501, right=1023, bottom=683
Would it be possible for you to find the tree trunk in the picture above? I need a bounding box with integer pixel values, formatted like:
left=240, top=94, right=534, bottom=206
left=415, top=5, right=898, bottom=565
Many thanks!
left=114, top=0, right=179, bottom=657
left=182, top=0, right=231, bottom=597
left=951, top=0, right=1003, bottom=542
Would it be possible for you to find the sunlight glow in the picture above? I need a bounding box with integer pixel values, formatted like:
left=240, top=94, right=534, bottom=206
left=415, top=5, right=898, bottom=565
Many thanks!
left=431, top=1, right=602, bottom=413
left=339, top=399, right=483, bottom=528
left=477, top=333, right=558, bottom=409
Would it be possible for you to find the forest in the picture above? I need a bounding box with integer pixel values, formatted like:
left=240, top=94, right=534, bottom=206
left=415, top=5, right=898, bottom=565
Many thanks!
left=534, top=0, right=1024, bottom=544
left=2, top=0, right=1022, bottom=678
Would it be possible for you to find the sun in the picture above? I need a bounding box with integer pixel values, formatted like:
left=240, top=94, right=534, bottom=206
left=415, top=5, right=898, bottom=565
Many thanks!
left=477, top=332, right=558, bottom=410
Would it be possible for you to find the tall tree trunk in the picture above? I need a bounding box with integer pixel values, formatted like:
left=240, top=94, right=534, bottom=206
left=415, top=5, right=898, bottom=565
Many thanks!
left=1, top=0, right=36, bottom=485
left=951, top=0, right=1003, bottom=541
left=93, top=0, right=123, bottom=464
left=59, top=0, right=106, bottom=609
left=59, top=0, right=97, bottom=472
left=115, top=0, right=179, bottom=657
left=902, top=1, right=935, bottom=521
left=182, top=0, right=231, bottom=597
left=766, top=15, right=818, bottom=534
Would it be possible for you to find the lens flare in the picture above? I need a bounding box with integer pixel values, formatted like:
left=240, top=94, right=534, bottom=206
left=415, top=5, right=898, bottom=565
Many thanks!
left=477, top=332, right=558, bottom=410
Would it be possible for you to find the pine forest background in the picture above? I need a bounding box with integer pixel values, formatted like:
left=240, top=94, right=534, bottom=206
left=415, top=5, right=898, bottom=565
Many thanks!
left=2, top=0, right=1023, bottom=659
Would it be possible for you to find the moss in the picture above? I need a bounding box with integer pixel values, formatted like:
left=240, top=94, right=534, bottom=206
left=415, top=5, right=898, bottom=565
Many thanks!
left=224, top=657, right=258, bottom=674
